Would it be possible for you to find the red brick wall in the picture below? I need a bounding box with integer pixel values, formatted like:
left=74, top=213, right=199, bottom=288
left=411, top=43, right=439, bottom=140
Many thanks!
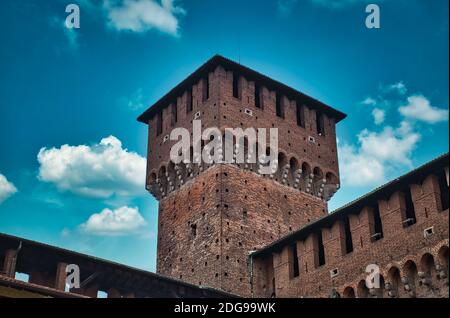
left=157, top=164, right=327, bottom=296
left=253, top=171, right=449, bottom=298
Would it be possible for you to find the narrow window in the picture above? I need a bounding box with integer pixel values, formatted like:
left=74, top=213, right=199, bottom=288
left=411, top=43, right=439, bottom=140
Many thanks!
left=290, top=244, right=300, bottom=278
left=187, top=88, right=193, bottom=113
left=296, top=103, right=305, bottom=127
left=317, top=232, right=325, bottom=266
left=232, top=73, right=239, bottom=98
left=316, top=111, right=325, bottom=136
left=191, top=223, right=197, bottom=237
left=255, top=84, right=261, bottom=108
left=372, top=204, right=384, bottom=241
left=156, top=112, right=163, bottom=136
left=203, top=77, right=209, bottom=101
left=276, top=93, right=284, bottom=118
left=438, top=170, right=449, bottom=211
left=343, top=217, right=353, bottom=254
left=403, top=188, right=416, bottom=227
left=171, top=103, right=177, bottom=126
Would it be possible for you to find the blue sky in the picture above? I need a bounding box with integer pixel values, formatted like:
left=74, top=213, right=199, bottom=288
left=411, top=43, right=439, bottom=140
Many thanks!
left=0, top=0, right=448, bottom=272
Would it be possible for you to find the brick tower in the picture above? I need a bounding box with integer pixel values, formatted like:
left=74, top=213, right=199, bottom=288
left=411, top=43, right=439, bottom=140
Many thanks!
left=138, top=55, right=346, bottom=296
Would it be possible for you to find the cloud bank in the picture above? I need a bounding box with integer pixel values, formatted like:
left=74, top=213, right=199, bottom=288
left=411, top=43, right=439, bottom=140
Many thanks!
left=37, top=136, right=146, bottom=198
left=80, top=206, right=147, bottom=236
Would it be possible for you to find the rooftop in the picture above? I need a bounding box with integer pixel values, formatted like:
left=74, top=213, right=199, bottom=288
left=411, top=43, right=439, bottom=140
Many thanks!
left=137, top=54, right=347, bottom=124
left=0, top=232, right=237, bottom=298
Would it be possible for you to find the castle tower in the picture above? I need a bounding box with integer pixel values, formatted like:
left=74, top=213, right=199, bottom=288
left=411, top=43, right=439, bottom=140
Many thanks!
left=138, top=55, right=346, bottom=296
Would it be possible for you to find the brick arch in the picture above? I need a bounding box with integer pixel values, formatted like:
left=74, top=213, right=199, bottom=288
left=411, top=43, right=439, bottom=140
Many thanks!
left=420, top=253, right=436, bottom=273
left=436, top=245, right=449, bottom=281
left=288, top=156, right=300, bottom=187
left=356, top=280, right=369, bottom=298
left=276, top=151, right=288, bottom=182
left=312, top=166, right=325, bottom=197
left=301, top=161, right=312, bottom=192
left=325, top=171, right=338, bottom=184
left=432, top=239, right=449, bottom=260
left=386, top=265, right=402, bottom=298
left=149, top=170, right=158, bottom=183
left=401, top=260, right=419, bottom=297
left=167, top=161, right=177, bottom=193
left=158, top=165, right=168, bottom=197
left=342, top=286, right=356, bottom=298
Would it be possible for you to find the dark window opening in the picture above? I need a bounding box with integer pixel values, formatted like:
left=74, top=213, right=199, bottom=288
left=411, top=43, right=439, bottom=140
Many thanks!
left=296, top=103, right=305, bottom=127
left=317, top=232, right=325, bottom=266
left=276, top=93, right=284, bottom=118
left=232, top=73, right=240, bottom=98
left=316, top=111, right=325, bottom=136
left=191, top=223, right=197, bottom=237
left=156, top=112, right=163, bottom=136
left=203, top=77, right=209, bottom=101
left=187, top=88, right=193, bottom=113
left=290, top=244, right=300, bottom=278
left=343, top=217, right=353, bottom=254
left=403, top=188, right=417, bottom=227
left=372, top=204, right=384, bottom=241
left=438, top=170, right=449, bottom=211
left=171, top=103, right=177, bottom=126
left=255, top=84, right=261, bottom=108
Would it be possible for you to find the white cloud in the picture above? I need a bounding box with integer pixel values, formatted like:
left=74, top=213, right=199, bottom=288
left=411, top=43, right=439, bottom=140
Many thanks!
left=80, top=206, right=147, bottom=236
left=387, top=81, right=407, bottom=95
left=361, top=97, right=377, bottom=106
left=104, top=0, right=185, bottom=36
left=0, top=173, right=17, bottom=204
left=372, top=108, right=385, bottom=125
left=399, top=95, right=448, bottom=124
left=338, top=123, right=420, bottom=186
left=37, top=136, right=146, bottom=198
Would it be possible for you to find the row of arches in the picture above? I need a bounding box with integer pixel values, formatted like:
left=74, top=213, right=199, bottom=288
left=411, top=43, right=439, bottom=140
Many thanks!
left=147, top=141, right=339, bottom=200
left=339, top=245, right=449, bottom=298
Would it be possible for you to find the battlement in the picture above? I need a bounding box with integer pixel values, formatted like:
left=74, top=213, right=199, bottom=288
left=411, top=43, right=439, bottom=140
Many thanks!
left=139, top=55, right=345, bottom=202
left=250, top=154, right=449, bottom=298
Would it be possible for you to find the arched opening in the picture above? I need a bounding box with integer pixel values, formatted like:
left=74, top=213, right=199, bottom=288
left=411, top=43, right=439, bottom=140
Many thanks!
left=357, top=280, right=369, bottom=298
left=177, top=162, right=187, bottom=187
left=437, top=246, right=449, bottom=282
left=312, top=167, right=324, bottom=197
left=158, top=166, right=167, bottom=197
left=148, top=172, right=157, bottom=188
left=167, top=162, right=176, bottom=193
left=402, top=260, right=419, bottom=297
left=277, top=152, right=287, bottom=182
left=372, top=275, right=385, bottom=298
left=147, top=172, right=158, bottom=196
left=289, top=157, right=299, bottom=187
left=420, top=253, right=436, bottom=283
left=323, top=172, right=339, bottom=201
left=343, top=286, right=356, bottom=298
left=387, top=266, right=401, bottom=298
left=301, top=162, right=311, bottom=192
